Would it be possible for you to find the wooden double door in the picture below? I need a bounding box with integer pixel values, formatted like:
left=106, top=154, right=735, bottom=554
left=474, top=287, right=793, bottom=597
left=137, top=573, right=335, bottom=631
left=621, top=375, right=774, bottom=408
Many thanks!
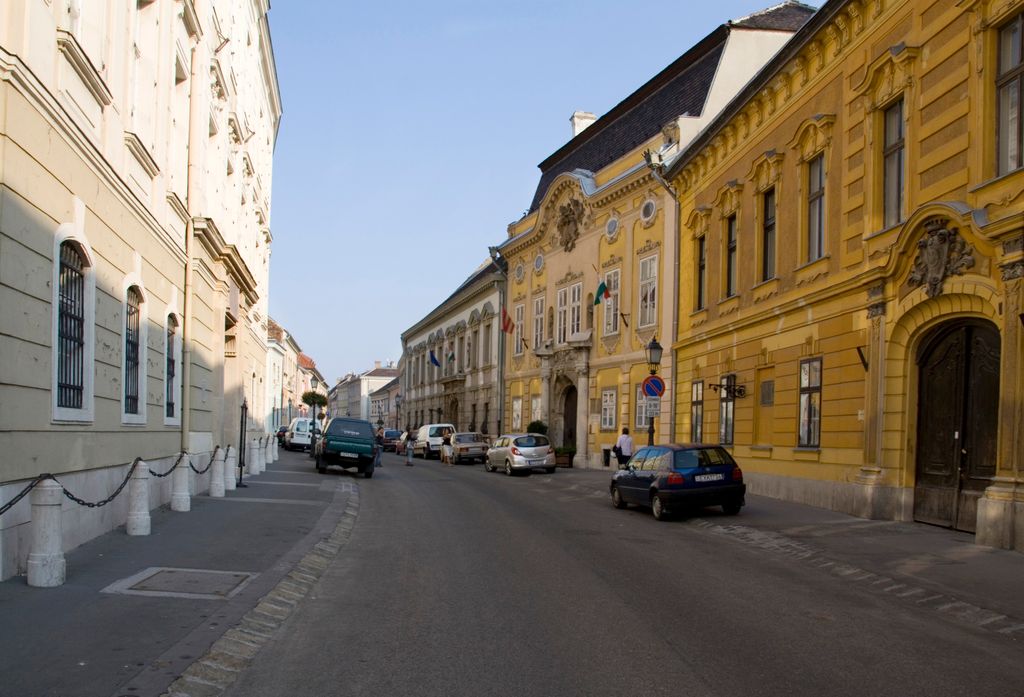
left=914, top=320, right=1001, bottom=532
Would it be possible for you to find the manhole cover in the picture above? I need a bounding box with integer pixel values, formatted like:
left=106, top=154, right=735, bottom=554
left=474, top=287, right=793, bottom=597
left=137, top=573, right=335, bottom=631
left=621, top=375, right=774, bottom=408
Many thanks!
left=101, top=567, right=257, bottom=600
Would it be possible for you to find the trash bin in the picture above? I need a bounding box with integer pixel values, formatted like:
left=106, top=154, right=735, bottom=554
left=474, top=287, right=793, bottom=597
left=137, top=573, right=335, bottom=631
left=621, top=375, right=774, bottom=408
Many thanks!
left=602, top=446, right=611, bottom=468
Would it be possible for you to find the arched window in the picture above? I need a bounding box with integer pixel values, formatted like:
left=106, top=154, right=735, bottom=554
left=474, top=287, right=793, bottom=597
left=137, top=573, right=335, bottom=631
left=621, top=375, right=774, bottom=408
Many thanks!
left=58, top=242, right=86, bottom=409
left=124, top=287, right=143, bottom=416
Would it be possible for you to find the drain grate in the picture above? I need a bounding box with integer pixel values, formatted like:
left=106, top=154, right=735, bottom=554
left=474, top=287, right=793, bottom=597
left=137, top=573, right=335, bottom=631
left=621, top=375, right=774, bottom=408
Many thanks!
left=101, top=567, right=257, bottom=600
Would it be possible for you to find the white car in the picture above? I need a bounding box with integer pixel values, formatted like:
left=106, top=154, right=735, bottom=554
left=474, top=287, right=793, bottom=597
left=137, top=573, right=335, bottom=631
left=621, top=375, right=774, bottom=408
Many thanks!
left=284, top=417, right=313, bottom=451
left=485, top=433, right=556, bottom=475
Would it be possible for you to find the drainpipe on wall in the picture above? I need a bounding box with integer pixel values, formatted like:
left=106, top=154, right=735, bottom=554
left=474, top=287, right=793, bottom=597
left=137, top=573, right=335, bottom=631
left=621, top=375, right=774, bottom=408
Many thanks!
left=645, top=151, right=680, bottom=442
left=489, top=251, right=508, bottom=435
left=181, top=45, right=203, bottom=453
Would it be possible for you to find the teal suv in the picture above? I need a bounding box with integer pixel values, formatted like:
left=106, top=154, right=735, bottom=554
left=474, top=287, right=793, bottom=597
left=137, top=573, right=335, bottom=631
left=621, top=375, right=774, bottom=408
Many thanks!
left=315, top=417, right=378, bottom=478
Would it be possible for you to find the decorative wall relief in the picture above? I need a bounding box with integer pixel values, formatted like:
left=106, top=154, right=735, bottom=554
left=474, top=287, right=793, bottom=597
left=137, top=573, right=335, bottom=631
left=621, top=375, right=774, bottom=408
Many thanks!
left=907, top=218, right=975, bottom=298
left=557, top=198, right=585, bottom=252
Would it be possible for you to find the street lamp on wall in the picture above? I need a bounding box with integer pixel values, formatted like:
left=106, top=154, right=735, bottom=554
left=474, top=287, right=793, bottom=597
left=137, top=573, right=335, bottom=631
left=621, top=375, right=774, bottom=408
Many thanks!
left=645, top=337, right=663, bottom=446
left=394, top=394, right=402, bottom=430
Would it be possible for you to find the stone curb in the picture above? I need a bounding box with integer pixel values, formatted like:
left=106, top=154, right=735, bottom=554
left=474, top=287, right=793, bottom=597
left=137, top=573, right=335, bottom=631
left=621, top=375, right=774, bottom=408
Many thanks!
left=161, top=489, right=360, bottom=697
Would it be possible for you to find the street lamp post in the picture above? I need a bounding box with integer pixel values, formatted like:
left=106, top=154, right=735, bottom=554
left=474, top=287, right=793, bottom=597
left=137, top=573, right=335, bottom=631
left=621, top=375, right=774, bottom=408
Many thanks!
left=394, top=394, right=402, bottom=430
left=237, top=397, right=248, bottom=488
left=309, top=376, right=320, bottom=455
left=645, top=337, right=663, bottom=447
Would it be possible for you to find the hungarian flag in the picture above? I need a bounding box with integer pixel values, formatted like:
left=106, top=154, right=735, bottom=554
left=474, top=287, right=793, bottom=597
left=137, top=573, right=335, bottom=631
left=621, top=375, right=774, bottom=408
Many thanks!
left=501, top=306, right=515, bottom=334
left=447, top=350, right=455, bottom=363
left=594, top=281, right=611, bottom=305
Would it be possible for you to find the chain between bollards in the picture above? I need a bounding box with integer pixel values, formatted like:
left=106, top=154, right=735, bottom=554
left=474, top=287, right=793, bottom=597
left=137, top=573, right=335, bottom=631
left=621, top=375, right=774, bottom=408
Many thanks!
left=188, top=445, right=221, bottom=475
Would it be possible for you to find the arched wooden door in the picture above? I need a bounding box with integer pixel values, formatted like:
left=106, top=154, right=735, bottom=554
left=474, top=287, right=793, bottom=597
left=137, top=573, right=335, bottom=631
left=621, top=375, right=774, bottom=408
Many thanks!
left=914, top=320, right=1000, bottom=532
left=562, top=386, right=578, bottom=449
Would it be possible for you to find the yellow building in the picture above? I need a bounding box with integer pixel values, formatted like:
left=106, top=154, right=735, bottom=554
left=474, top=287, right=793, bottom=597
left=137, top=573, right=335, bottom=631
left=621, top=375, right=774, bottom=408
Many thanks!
left=496, top=4, right=815, bottom=467
left=663, top=0, right=1024, bottom=550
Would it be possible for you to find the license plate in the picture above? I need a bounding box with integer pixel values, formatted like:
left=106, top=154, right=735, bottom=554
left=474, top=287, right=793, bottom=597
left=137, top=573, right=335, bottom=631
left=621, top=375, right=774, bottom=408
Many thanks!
left=529, top=459, right=546, bottom=465
left=337, top=452, right=358, bottom=459
left=695, top=473, right=724, bottom=482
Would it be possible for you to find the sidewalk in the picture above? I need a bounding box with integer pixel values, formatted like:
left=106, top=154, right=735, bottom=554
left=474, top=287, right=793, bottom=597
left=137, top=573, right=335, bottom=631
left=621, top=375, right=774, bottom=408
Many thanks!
left=0, top=449, right=354, bottom=697
left=560, top=466, right=1024, bottom=634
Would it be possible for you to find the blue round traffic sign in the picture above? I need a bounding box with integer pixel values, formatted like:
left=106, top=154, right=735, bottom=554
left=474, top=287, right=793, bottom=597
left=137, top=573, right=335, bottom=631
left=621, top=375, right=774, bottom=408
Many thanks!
left=642, top=375, right=665, bottom=397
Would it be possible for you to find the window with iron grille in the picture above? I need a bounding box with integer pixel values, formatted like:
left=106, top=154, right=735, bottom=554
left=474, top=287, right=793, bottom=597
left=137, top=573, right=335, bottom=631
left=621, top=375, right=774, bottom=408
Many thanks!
left=166, top=315, right=178, bottom=418
left=58, top=242, right=85, bottom=409
left=125, top=287, right=142, bottom=415
left=719, top=374, right=735, bottom=446
left=690, top=381, right=704, bottom=443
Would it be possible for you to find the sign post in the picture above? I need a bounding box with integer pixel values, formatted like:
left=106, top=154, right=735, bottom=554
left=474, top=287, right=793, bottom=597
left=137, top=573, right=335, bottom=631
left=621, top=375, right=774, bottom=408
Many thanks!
left=641, top=375, right=666, bottom=446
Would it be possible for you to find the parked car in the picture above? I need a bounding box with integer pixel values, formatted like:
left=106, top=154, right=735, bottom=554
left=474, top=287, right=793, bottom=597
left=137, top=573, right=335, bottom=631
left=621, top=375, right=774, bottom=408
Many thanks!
left=610, top=444, right=746, bottom=520
left=284, top=417, right=313, bottom=451
left=414, top=423, right=456, bottom=459
left=381, top=429, right=403, bottom=452
left=275, top=425, right=288, bottom=445
left=315, top=417, right=377, bottom=478
left=451, top=432, right=489, bottom=464
left=485, top=433, right=555, bottom=475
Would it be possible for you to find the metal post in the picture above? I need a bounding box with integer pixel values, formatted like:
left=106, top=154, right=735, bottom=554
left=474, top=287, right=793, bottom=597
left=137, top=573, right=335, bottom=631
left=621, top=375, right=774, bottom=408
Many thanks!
left=237, top=398, right=248, bottom=488
left=648, top=416, right=655, bottom=447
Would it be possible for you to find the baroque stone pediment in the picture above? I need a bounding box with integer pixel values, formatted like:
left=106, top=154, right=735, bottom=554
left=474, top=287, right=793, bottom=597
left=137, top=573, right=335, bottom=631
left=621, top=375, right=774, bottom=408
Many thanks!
left=907, top=218, right=975, bottom=298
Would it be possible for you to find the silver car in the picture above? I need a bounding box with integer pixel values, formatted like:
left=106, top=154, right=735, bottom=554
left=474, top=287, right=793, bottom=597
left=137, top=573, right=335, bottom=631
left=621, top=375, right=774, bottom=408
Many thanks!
left=451, top=432, right=489, bottom=464
left=485, top=433, right=556, bottom=476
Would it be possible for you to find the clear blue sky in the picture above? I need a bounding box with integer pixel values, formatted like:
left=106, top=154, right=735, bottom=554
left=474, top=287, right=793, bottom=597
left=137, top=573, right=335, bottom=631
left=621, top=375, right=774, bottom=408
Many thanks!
left=267, top=1, right=821, bottom=385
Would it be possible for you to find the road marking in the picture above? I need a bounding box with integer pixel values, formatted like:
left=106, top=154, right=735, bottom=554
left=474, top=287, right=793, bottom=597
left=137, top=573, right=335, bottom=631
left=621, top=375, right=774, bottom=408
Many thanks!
left=205, top=497, right=324, bottom=507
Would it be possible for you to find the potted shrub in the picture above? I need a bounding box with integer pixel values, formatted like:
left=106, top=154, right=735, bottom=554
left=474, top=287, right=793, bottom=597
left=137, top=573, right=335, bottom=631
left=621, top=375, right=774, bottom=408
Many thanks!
left=526, top=420, right=548, bottom=435
left=554, top=446, right=575, bottom=467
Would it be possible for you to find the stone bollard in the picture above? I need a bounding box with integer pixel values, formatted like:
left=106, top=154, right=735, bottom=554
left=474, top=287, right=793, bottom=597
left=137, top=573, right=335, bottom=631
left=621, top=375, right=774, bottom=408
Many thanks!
left=246, top=439, right=257, bottom=475
left=209, top=448, right=226, bottom=498
left=27, top=478, right=66, bottom=587
left=171, top=452, right=191, bottom=512
left=224, top=445, right=237, bottom=491
left=127, top=460, right=151, bottom=536
left=273, top=435, right=279, bottom=461
left=255, top=437, right=265, bottom=474
left=264, top=436, right=273, bottom=466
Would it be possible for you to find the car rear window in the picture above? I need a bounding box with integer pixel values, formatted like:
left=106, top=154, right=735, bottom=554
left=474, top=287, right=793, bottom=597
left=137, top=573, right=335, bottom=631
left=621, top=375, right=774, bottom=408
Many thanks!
left=326, top=419, right=374, bottom=438
left=453, top=433, right=483, bottom=444
left=673, top=449, right=700, bottom=469
left=294, top=421, right=308, bottom=433
left=514, top=435, right=549, bottom=447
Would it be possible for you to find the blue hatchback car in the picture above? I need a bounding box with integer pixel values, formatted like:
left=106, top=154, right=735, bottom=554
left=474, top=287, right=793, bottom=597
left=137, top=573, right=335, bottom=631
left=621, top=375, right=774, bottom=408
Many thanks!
left=610, top=444, right=746, bottom=520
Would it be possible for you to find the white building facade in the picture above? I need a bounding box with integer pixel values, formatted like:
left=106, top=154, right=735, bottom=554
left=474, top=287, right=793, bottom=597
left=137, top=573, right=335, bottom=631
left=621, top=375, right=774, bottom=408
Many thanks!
left=0, top=0, right=281, bottom=579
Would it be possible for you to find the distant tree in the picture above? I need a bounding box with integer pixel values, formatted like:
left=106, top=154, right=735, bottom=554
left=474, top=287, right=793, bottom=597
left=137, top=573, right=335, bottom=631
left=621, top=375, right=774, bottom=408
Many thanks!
left=302, top=391, right=327, bottom=409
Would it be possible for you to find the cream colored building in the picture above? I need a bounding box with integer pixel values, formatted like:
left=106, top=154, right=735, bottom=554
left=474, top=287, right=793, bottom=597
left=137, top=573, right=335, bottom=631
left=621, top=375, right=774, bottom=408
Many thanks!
left=496, top=3, right=815, bottom=467
left=0, top=0, right=281, bottom=579
left=401, top=261, right=506, bottom=436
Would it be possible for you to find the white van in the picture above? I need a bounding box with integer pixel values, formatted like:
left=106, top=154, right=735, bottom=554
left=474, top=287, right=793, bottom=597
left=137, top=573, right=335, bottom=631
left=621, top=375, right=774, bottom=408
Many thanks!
left=415, top=423, right=455, bottom=459
left=284, top=417, right=314, bottom=451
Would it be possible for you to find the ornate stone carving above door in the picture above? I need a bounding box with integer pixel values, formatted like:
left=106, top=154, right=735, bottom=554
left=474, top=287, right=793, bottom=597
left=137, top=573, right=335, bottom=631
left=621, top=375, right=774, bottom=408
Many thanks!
left=907, top=218, right=975, bottom=298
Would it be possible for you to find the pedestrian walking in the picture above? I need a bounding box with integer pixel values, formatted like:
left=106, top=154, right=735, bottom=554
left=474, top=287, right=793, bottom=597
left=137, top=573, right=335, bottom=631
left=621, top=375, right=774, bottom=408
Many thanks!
left=405, top=428, right=415, bottom=466
left=614, top=427, right=634, bottom=466
left=442, top=427, right=454, bottom=466
left=375, top=427, right=384, bottom=468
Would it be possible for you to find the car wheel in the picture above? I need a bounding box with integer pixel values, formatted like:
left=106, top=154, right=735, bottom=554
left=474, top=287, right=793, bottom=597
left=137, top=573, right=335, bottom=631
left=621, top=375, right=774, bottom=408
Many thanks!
left=485, top=460, right=495, bottom=473
left=364, top=467, right=374, bottom=479
left=722, top=502, right=742, bottom=516
left=611, top=486, right=627, bottom=509
left=651, top=493, right=668, bottom=521
left=504, top=461, right=513, bottom=476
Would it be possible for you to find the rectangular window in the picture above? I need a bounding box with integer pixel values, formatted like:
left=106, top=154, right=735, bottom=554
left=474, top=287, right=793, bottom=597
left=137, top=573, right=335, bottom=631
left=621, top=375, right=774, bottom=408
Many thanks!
left=471, top=329, right=479, bottom=369
left=999, top=14, right=1024, bottom=175
left=124, top=287, right=142, bottom=415
left=807, top=153, right=825, bottom=262
left=639, top=255, right=658, bottom=326
left=601, top=389, right=616, bottom=430
left=762, top=188, right=776, bottom=281
left=603, top=269, right=620, bottom=335
left=557, top=287, right=568, bottom=343
left=883, top=98, right=905, bottom=228
left=798, top=358, right=822, bottom=447
left=696, top=237, right=706, bottom=310
left=569, top=282, right=582, bottom=336
left=718, top=374, right=735, bottom=446
left=165, top=317, right=177, bottom=418
left=483, top=323, right=492, bottom=365
left=533, top=297, right=544, bottom=349
left=513, top=304, right=524, bottom=356
left=531, top=395, right=541, bottom=423
left=58, top=242, right=85, bottom=409
left=635, top=385, right=648, bottom=429
left=725, top=215, right=737, bottom=297
left=512, top=397, right=522, bottom=430
left=690, top=381, right=704, bottom=443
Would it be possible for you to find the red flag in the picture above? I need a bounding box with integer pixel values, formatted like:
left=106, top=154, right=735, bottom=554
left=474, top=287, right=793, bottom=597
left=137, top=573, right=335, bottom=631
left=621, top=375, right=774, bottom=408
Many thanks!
left=501, top=307, right=515, bottom=334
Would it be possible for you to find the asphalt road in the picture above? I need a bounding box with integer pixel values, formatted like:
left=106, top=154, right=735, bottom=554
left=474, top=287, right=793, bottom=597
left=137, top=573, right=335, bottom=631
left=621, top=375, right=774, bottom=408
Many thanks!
left=225, top=453, right=1023, bottom=697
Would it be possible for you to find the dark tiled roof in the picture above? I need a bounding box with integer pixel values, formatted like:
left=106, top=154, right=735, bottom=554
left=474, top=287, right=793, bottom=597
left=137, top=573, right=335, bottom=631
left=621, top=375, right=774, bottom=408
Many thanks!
left=527, top=2, right=816, bottom=213
left=731, top=2, right=817, bottom=30
left=529, top=38, right=724, bottom=212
